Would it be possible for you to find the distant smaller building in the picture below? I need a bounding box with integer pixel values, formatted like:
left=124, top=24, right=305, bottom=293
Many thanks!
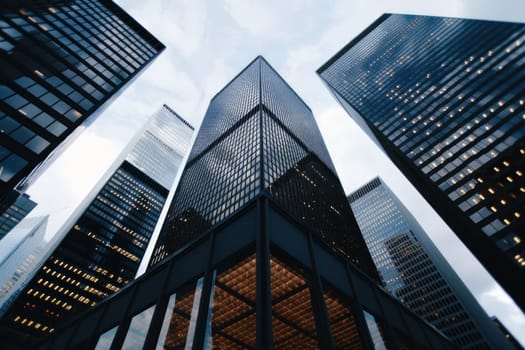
left=348, top=177, right=513, bottom=350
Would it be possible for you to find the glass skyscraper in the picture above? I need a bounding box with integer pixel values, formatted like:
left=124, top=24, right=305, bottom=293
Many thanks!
left=150, top=56, right=378, bottom=281
left=0, top=0, right=165, bottom=217
left=32, top=56, right=456, bottom=350
left=318, top=14, right=525, bottom=311
left=349, top=177, right=513, bottom=350
left=0, top=105, right=193, bottom=343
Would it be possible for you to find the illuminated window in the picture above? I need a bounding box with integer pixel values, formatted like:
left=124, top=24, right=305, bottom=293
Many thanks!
left=323, top=285, right=363, bottom=349
left=271, top=255, right=318, bottom=348
left=207, top=254, right=256, bottom=348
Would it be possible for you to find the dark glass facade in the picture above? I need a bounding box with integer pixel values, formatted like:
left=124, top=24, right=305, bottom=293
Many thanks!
left=349, top=177, right=513, bottom=350
left=32, top=198, right=457, bottom=350
left=0, top=0, right=165, bottom=211
left=0, top=106, right=193, bottom=342
left=24, top=56, right=458, bottom=350
left=150, top=57, right=377, bottom=281
left=0, top=192, right=36, bottom=238
left=318, top=14, right=525, bottom=311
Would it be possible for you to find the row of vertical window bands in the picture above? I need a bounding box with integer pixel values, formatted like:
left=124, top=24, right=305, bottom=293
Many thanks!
left=398, top=50, right=523, bottom=167
left=78, top=0, right=159, bottom=56
left=42, top=2, right=156, bottom=73
left=379, top=19, right=520, bottom=129
left=0, top=16, right=114, bottom=102
left=0, top=52, right=99, bottom=122
left=45, top=6, right=144, bottom=73
left=389, top=29, right=525, bottom=154
left=419, top=92, right=525, bottom=181
left=341, top=17, right=486, bottom=123
left=81, top=254, right=395, bottom=350
left=373, top=27, right=521, bottom=147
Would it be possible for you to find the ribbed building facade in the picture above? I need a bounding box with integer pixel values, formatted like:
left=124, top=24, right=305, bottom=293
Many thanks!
left=318, top=14, right=525, bottom=311
left=0, top=0, right=165, bottom=215
left=0, top=105, right=193, bottom=343
left=32, top=56, right=457, bottom=350
left=349, top=177, right=513, bottom=350
left=149, top=56, right=377, bottom=281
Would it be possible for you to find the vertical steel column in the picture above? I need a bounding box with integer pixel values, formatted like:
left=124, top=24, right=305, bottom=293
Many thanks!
left=256, top=57, right=273, bottom=349
left=256, top=196, right=273, bottom=349
left=143, top=258, right=180, bottom=349
left=190, top=234, right=215, bottom=349
left=306, top=234, right=335, bottom=350
left=343, top=264, right=376, bottom=350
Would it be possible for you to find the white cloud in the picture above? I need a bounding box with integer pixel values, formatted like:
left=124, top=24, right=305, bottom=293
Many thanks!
left=223, top=0, right=317, bottom=41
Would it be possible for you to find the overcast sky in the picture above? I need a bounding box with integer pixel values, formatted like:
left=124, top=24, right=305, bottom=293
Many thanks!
left=23, top=0, right=525, bottom=344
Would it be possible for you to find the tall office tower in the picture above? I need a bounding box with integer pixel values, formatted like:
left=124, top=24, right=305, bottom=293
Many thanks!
left=0, top=105, right=193, bottom=343
left=0, top=0, right=165, bottom=214
left=349, top=177, right=512, bottom=350
left=150, top=56, right=378, bottom=281
left=0, top=193, right=36, bottom=238
left=318, top=14, right=525, bottom=311
left=34, top=56, right=456, bottom=350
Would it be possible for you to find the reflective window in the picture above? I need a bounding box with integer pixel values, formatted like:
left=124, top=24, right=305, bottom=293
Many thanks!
left=155, top=278, right=203, bottom=349
left=121, top=304, right=156, bottom=349
left=0, top=153, right=28, bottom=181
left=363, top=310, right=389, bottom=350
left=94, top=326, right=118, bottom=350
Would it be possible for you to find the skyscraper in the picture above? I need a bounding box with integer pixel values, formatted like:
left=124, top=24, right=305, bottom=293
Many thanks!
left=150, top=57, right=378, bottom=281
left=318, top=14, right=525, bottom=311
left=349, top=177, right=512, bottom=350
left=0, top=0, right=165, bottom=215
left=32, top=56, right=456, bottom=350
left=0, top=105, right=193, bottom=342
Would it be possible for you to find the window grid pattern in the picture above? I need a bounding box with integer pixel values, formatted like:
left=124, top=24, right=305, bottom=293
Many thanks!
left=262, top=112, right=376, bottom=276
left=3, top=163, right=167, bottom=336
left=151, top=113, right=261, bottom=265
left=126, top=105, right=194, bottom=190
left=0, top=0, right=163, bottom=192
left=260, top=59, right=336, bottom=172
left=188, top=60, right=260, bottom=160
left=349, top=178, right=494, bottom=349
left=319, top=15, right=525, bottom=270
left=151, top=57, right=377, bottom=281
